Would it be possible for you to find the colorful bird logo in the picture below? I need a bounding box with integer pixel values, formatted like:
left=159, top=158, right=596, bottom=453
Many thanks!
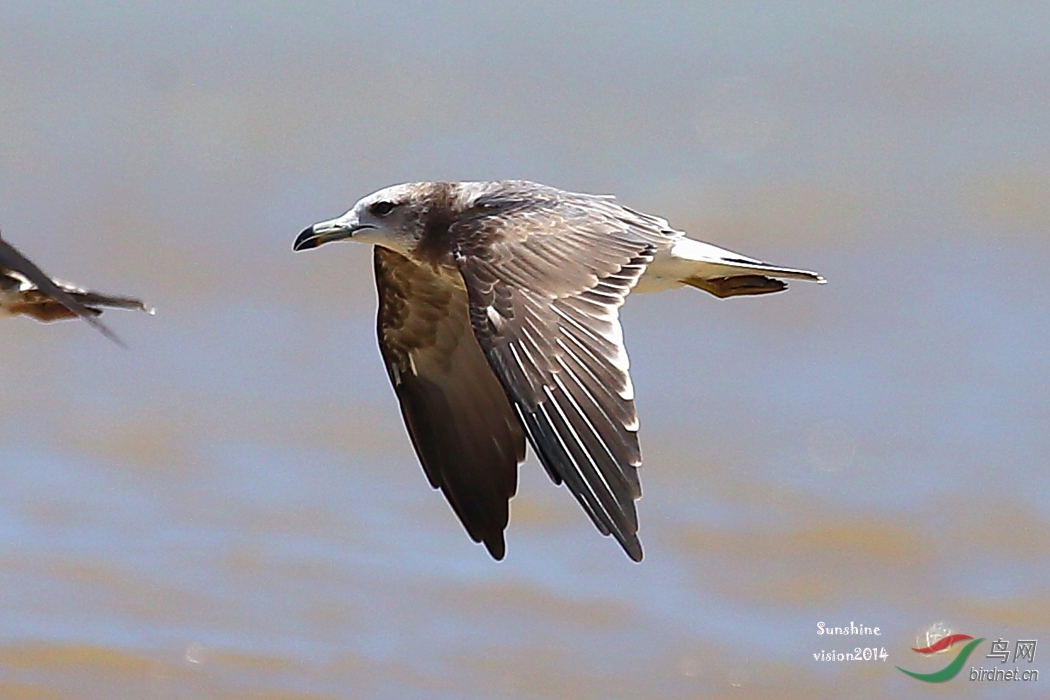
left=896, top=623, right=984, bottom=683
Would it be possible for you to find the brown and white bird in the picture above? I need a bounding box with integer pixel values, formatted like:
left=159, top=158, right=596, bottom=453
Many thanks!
left=294, top=181, right=823, bottom=560
left=0, top=231, right=152, bottom=345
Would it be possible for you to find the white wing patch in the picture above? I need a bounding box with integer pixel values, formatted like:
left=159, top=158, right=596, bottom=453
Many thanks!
left=485, top=304, right=506, bottom=332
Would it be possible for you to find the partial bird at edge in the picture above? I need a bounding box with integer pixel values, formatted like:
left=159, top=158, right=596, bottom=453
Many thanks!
left=0, top=230, right=154, bottom=347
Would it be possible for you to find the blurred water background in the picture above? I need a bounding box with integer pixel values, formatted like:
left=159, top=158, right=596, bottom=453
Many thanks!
left=0, top=3, right=1048, bottom=698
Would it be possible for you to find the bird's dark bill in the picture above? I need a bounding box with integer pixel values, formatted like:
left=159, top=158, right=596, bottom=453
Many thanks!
left=293, top=223, right=373, bottom=252
left=293, top=226, right=324, bottom=251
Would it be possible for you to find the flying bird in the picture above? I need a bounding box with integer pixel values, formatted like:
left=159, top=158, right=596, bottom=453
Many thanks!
left=0, top=231, right=152, bottom=345
left=294, top=180, right=823, bottom=560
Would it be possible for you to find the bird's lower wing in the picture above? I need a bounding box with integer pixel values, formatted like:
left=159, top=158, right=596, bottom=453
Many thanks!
left=374, top=248, right=525, bottom=559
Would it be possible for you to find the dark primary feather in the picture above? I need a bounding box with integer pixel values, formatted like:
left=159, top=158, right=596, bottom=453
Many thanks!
left=448, top=184, right=677, bottom=561
left=374, top=247, right=525, bottom=559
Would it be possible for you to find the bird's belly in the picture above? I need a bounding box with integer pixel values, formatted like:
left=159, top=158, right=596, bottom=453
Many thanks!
left=632, top=271, right=683, bottom=294
left=633, top=248, right=689, bottom=294
left=0, top=287, right=24, bottom=311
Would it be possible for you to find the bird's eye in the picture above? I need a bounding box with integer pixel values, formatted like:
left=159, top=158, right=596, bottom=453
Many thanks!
left=370, top=201, right=397, bottom=217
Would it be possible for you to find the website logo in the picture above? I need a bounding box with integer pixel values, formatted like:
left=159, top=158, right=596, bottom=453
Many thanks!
left=896, top=623, right=983, bottom=683
left=897, top=623, right=1041, bottom=683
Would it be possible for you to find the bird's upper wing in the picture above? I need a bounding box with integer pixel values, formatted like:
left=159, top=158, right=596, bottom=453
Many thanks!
left=0, top=234, right=125, bottom=345
left=374, top=247, right=526, bottom=559
left=452, top=186, right=676, bottom=561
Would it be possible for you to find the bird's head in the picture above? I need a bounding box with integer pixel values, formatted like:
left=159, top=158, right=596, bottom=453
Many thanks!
left=294, top=183, right=433, bottom=257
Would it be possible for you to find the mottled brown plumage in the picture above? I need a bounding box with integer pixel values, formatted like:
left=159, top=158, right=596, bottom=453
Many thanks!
left=375, top=247, right=524, bottom=559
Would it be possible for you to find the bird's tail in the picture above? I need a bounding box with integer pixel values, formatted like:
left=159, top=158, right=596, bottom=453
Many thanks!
left=669, top=237, right=825, bottom=298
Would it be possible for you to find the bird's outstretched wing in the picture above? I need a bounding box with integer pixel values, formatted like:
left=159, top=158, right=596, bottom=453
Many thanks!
left=0, top=233, right=147, bottom=345
left=374, top=247, right=526, bottom=559
left=452, top=185, right=676, bottom=561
